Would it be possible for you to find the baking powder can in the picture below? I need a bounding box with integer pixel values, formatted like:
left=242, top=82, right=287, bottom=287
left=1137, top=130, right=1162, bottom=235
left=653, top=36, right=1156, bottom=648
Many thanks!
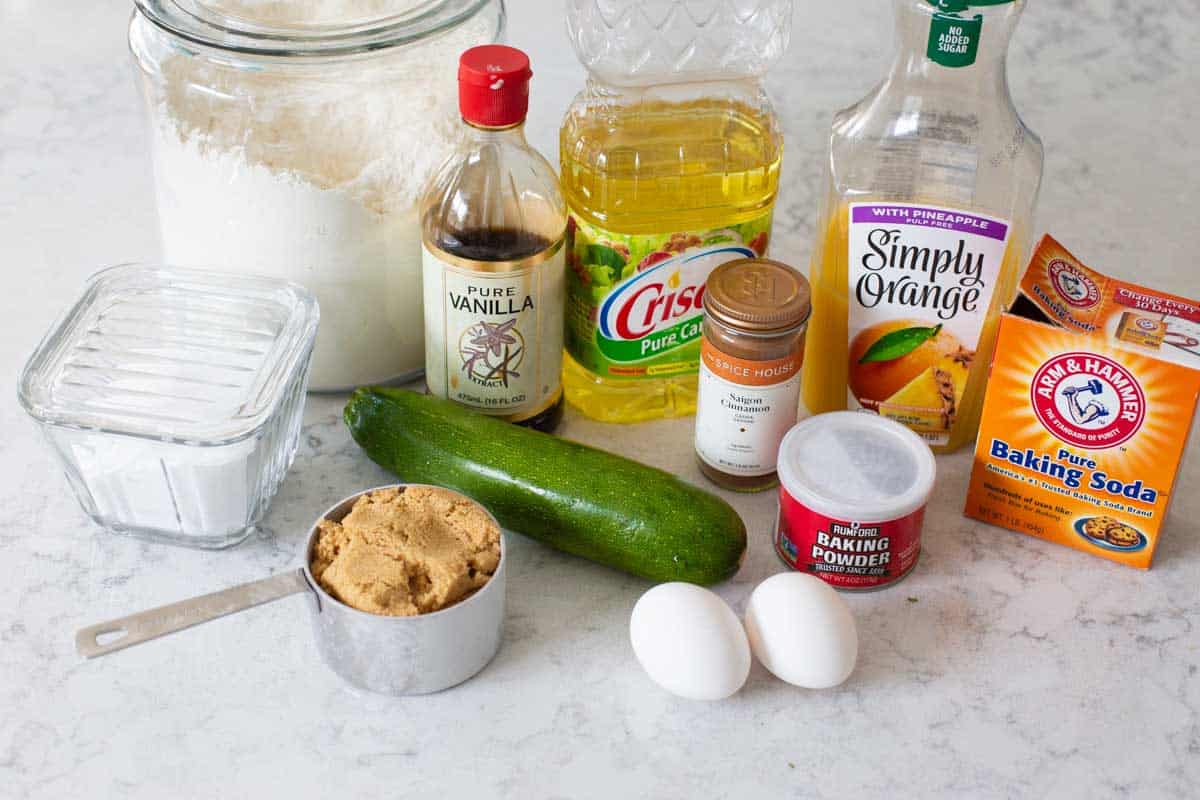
left=775, top=411, right=937, bottom=591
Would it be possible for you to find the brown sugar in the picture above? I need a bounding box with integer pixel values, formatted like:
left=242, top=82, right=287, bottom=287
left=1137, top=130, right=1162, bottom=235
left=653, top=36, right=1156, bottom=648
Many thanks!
left=310, top=486, right=501, bottom=616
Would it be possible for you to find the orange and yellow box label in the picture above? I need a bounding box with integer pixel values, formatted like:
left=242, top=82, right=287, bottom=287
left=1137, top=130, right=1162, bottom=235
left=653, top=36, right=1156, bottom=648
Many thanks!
left=965, top=236, right=1200, bottom=568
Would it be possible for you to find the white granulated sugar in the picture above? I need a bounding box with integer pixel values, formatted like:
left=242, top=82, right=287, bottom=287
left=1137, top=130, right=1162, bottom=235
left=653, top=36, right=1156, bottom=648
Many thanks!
left=147, top=10, right=491, bottom=389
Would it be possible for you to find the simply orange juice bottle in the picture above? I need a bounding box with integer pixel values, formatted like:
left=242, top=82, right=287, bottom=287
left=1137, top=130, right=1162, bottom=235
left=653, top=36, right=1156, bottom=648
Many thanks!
left=801, top=0, right=1043, bottom=453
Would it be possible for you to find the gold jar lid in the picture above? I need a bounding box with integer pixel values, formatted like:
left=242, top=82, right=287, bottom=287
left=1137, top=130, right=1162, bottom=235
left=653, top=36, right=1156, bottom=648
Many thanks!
left=703, top=258, right=811, bottom=333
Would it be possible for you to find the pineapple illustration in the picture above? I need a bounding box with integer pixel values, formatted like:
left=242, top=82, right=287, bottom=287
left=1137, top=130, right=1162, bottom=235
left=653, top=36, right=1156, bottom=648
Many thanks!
left=879, top=347, right=973, bottom=432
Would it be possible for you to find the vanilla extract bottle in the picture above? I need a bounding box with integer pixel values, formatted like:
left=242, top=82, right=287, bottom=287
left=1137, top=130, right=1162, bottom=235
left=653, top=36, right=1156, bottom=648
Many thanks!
left=421, top=45, right=568, bottom=432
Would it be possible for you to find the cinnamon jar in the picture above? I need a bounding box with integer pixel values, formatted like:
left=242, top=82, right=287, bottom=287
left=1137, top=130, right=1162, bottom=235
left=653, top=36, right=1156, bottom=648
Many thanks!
left=694, top=258, right=811, bottom=492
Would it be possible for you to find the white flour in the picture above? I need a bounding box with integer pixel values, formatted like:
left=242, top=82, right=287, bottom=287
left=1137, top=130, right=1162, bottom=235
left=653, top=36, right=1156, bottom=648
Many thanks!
left=202, top=0, right=423, bottom=27
left=146, top=11, right=492, bottom=389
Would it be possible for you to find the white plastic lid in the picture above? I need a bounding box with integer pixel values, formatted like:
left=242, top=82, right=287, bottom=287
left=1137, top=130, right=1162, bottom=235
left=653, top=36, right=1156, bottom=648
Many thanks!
left=777, top=412, right=937, bottom=523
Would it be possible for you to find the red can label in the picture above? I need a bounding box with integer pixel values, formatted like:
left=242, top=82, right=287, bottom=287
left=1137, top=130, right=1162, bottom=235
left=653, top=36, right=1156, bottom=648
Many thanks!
left=775, top=486, right=923, bottom=590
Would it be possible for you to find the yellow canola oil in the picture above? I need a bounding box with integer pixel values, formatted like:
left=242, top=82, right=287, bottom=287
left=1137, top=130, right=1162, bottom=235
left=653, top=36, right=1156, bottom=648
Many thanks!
left=560, top=96, right=782, bottom=423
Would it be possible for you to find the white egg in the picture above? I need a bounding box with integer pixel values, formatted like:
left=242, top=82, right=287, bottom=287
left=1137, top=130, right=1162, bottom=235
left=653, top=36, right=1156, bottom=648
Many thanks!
left=629, top=582, right=751, bottom=701
left=743, top=573, right=858, bottom=689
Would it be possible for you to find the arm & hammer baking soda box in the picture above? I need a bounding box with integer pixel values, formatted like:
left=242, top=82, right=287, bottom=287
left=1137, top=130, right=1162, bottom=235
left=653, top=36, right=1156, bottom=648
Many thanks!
left=965, top=235, right=1200, bottom=568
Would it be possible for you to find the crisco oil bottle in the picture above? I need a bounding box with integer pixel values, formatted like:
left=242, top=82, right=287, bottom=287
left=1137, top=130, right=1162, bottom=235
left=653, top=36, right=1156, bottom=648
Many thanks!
left=801, top=0, right=1043, bottom=452
left=560, top=0, right=789, bottom=422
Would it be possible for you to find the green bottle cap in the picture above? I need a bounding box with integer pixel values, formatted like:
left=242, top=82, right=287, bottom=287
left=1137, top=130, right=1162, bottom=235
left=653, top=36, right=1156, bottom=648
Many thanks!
left=924, top=0, right=1015, bottom=68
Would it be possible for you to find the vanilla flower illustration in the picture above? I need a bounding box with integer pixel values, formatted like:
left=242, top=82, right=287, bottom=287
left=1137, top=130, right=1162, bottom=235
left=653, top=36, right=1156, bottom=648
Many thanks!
left=460, top=348, right=487, bottom=375
left=470, top=319, right=519, bottom=357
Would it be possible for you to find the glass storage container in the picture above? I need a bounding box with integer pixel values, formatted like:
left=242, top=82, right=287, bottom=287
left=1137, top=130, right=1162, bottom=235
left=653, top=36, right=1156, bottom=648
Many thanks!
left=128, top=0, right=504, bottom=391
left=18, top=265, right=320, bottom=549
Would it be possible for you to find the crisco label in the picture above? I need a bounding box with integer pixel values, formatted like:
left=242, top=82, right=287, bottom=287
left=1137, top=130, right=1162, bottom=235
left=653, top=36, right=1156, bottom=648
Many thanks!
left=597, top=246, right=750, bottom=363
left=565, top=213, right=772, bottom=380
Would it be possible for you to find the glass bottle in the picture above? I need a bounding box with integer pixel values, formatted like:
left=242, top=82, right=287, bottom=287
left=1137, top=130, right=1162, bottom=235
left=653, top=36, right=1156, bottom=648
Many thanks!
left=421, top=45, right=568, bottom=433
left=801, top=0, right=1044, bottom=453
left=559, top=0, right=791, bottom=423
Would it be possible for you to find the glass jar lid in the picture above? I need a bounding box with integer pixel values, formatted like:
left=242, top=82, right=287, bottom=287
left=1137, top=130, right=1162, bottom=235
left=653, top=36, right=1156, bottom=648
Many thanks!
left=19, top=265, right=319, bottom=445
left=703, top=258, right=811, bottom=334
left=134, top=0, right=498, bottom=56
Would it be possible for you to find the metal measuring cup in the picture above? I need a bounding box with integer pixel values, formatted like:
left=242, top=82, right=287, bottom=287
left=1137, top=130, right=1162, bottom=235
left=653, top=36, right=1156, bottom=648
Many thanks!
left=76, top=485, right=507, bottom=696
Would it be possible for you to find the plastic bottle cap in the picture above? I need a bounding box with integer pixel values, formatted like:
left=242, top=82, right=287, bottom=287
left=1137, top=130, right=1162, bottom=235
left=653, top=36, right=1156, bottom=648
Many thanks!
left=458, top=45, right=532, bottom=128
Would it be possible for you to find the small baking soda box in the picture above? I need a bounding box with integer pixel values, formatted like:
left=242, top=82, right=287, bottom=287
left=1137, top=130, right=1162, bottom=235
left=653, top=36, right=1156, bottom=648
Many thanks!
left=965, top=235, right=1200, bottom=568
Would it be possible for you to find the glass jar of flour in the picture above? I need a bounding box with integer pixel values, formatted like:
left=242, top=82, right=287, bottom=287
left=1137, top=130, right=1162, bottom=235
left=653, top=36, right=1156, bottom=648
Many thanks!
left=129, top=0, right=503, bottom=391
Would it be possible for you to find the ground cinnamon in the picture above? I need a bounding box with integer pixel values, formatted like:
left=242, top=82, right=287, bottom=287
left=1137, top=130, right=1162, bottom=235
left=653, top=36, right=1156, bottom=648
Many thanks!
left=694, top=258, right=811, bottom=492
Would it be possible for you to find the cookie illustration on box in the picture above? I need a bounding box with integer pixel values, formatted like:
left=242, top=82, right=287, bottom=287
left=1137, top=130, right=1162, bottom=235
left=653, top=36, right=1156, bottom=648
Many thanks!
left=1104, top=523, right=1142, bottom=549
left=1081, top=516, right=1118, bottom=541
left=1075, top=516, right=1146, bottom=552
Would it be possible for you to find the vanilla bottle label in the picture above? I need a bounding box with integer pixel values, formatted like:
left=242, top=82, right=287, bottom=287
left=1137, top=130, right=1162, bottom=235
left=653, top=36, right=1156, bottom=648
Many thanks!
left=846, top=202, right=1011, bottom=445
left=422, top=244, right=564, bottom=420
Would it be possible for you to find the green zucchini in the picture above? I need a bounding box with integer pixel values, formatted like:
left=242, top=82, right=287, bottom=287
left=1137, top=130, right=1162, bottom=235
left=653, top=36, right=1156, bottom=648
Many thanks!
left=344, top=387, right=746, bottom=585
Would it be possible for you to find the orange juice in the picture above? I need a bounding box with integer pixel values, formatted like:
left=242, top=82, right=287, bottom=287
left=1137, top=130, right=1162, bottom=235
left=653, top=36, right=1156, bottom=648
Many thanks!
left=965, top=236, right=1200, bottom=568
left=802, top=205, right=1028, bottom=453
left=799, top=0, right=1044, bottom=452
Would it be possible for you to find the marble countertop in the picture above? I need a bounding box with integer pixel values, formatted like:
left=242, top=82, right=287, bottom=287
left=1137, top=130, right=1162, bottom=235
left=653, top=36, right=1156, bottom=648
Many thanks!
left=3, top=1, right=1198, bottom=797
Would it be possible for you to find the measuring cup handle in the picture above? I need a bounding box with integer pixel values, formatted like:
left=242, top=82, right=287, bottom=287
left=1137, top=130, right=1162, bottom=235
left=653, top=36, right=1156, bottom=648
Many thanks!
left=76, top=569, right=313, bottom=659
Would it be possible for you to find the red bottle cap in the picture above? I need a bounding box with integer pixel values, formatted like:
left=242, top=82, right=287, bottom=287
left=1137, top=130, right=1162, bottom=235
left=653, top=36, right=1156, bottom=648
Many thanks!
left=458, top=45, right=532, bottom=128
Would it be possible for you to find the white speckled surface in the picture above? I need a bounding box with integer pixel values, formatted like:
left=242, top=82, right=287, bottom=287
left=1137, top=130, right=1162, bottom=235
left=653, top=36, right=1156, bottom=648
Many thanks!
left=3, top=1, right=1199, bottom=797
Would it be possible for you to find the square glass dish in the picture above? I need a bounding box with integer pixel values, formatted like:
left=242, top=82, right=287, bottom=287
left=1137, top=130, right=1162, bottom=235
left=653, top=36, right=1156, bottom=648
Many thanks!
left=18, top=265, right=320, bottom=548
